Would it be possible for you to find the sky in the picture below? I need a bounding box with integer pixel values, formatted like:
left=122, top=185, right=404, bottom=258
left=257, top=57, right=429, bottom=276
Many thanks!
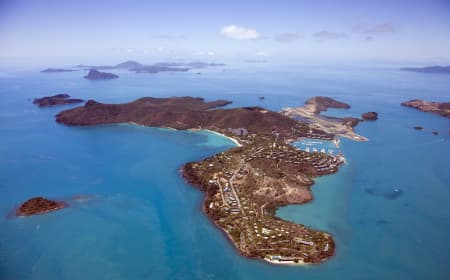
left=1, top=0, right=450, bottom=66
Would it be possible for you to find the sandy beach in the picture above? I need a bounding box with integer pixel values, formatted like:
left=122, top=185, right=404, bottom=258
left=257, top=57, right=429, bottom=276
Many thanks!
left=203, top=129, right=242, bottom=147
left=126, top=123, right=242, bottom=147
left=263, top=257, right=307, bottom=266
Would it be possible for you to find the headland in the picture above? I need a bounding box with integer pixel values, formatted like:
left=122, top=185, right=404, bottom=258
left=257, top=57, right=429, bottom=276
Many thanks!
left=281, top=96, right=368, bottom=141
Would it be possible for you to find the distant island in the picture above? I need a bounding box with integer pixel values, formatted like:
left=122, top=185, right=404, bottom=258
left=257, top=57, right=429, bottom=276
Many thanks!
left=74, top=60, right=225, bottom=74
left=400, top=66, right=450, bottom=74
left=402, top=99, right=450, bottom=118
left=84, top=69, right=119, bottom=80
left=17, top=197, right=66, bottom=216
left=33, top=94, right=84, bottom=107
left=41, top=68, right=78, bottom=73
left=53, top=96, right=371, bottom=264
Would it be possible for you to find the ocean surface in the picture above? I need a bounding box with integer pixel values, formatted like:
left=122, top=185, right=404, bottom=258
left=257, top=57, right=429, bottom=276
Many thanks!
left=0, top=64, right=449, bottom=279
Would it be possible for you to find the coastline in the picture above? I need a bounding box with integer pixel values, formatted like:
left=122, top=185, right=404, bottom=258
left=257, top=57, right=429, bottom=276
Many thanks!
left=55, top=96, right=346, bottom=265
left=125, top=122, right=242, bottom=147
left=201, top=129, right=242, bottom=147
left=197, top=187, right=309, bottom=267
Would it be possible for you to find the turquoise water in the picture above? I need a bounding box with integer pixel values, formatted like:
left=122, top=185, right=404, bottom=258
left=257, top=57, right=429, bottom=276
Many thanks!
left=0, top=65, right=449, bottom=279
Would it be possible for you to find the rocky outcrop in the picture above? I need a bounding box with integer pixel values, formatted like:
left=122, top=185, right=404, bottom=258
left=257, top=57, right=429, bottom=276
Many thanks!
left=362, top=112, right=378, bottom=120
left=33, top=94, right=84, bottom=107
left=401, top=99, right=450, bottom=118
left=84, top=69, right=119, bottom=80
left=17, top=197, right=66, bottom=216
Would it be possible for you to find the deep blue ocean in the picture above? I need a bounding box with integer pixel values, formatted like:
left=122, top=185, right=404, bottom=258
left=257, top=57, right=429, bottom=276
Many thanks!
left=0, top=63, right=449, bottom=279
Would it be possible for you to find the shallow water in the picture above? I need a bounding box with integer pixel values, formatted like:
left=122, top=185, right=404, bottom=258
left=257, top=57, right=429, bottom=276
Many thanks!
left=0, top=64, right=449, bottom=279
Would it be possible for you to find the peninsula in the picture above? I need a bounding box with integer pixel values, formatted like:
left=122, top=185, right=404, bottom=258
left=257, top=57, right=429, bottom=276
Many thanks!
left=33, top=94, right=84, bottom=107
left=401, top=99, right=450, bottom=118
left=55, top=96, right=353, bottom=264
left=282, top=96, right=367, bottom=141
left=400, top=66, right=450, bottom=74
left=17, top=197, right=66, bottom=216
left=84, top=69, right=119, bottom=80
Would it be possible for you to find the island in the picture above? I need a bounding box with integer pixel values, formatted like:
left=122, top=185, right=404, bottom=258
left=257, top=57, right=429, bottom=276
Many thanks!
left=17, top=197, right=66, bottom=216
left=33, top=94, right=84, bottom=107
left=41, top=68, right=78, bottom=73
left=282, top=96, right=367, bottom=141
left=361, top=112, right=378, bottom=121
left=401, top=99, right=450, bottom=118
left=84, top=69, right=119, bottom=80
left=400, top=66, right=450, bottom=74
left=73, top=60, right=225, bottom=74
left=55, top=96, right=365, bottom=264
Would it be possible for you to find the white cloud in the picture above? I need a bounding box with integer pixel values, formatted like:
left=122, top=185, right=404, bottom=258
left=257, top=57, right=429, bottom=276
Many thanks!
left=220, top=25, right=261, bottom=40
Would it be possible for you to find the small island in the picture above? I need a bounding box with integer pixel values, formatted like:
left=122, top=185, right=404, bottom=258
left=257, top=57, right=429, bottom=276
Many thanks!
left=400, top=66, right=450, bottom=74
left=362, top=112, right=378, bottom=121
left=33, top=94, right=84, bottom=107
left=41, top=68, right=78, bottom=73
left=54, top=96, right=371, bottom=264
left=84, top=69, right=119, bottom=80
left=72, top=60, right=225, bottom=74
left=17, top=197, right=66, bottom=216
left=401, top=99, right=450, bottom=118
